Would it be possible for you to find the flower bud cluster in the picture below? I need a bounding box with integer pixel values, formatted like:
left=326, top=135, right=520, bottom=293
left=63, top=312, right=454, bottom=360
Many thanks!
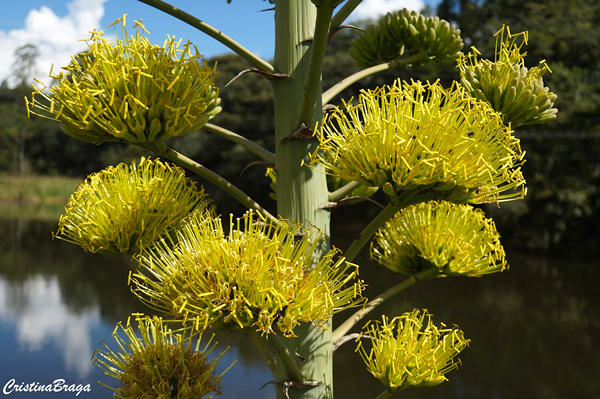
left=350, top=9, right=463, bottom=67
left=459, top=26, right=557, bottom=127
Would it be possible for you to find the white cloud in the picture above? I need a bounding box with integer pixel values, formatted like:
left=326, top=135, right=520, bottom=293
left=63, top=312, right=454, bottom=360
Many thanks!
left=0, top=0, right=106, bottom=87
left=0, top=276, right=102, bottom=378
left=352, top=0, right=425, bottom=21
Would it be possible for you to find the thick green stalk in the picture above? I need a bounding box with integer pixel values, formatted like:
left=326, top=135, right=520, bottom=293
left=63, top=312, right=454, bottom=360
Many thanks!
left=203, top=123, right=276, bottom=164
left=272, top=1, right=332, bottom=398
left=138, top=0, right=274, bottom=72
left=331, top=267, right=440, bottom=344
left=295, top=5, right=335, bottom=129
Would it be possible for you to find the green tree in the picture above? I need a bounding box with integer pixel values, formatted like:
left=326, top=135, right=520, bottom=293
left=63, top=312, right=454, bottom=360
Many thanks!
left=26, top=2, right=558, bottom=398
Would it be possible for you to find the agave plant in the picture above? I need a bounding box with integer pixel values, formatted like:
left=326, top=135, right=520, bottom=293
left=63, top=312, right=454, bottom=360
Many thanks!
left=28, top=4, right=557, bottom=399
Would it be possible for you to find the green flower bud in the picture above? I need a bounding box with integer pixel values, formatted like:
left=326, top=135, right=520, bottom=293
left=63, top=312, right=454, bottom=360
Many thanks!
left=371, top=201, right=507, bottom=277
left=458, top=25, right=557, bottom=127
left=349, top=9, right=463, bottom=68
left=383, top=9, right=463, bottom=64
left=358, top=310, right=469, bottom=391
left=349, top=24, right=403, bottom=67
left=26, top=16, right=221, bottom=144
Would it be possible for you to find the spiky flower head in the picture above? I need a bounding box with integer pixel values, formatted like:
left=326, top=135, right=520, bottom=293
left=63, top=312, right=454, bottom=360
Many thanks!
left=26, top=15, right=221, bottom=145
left=131, top=211, right=364, bottom=337
left=93, top=315, right=231, bottom=399
left=56, top=157, right=214, bottom=254
left=312, top=80, right=526, bottom=205
left=357, top=310, right=469, bottom=391
left=458, top=26, right=557, bottom=127
left=371, top=200, right=507, bottom=277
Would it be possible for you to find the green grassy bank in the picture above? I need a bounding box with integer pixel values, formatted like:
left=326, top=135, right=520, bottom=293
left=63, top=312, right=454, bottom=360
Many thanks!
left=0, top=175, right=81, bottom=204
left=0, top=175, right=82, bottom=221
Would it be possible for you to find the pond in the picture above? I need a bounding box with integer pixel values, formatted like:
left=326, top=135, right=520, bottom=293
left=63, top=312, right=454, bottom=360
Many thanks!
left=0, top=212, right=598, bottom=399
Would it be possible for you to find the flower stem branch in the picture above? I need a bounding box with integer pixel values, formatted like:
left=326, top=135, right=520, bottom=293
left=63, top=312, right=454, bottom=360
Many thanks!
left=332, top=268, right=439, bottom=344
left=140, top=141, right=277, bottom=224
left=330, top=0, right=363, bottom=29
left=295, top=5, right=335, bottom=129
left=328, top=181, right=362, bottom=202
left=373, top=388, right=396, bottom=399
left=322, top=54, right=427, bottom=104
left=343, top=203, right=399, bottom=263
left=203, top=123, right=276, bottom=164
left=137, top=0, right=275, bottom=73
left=249, top=331, right=281, bottom=379
left=269, top=334, right=305, bottom=383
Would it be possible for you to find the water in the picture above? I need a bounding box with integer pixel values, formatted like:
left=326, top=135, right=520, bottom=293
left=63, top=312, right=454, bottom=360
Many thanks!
left=0, top=214, right=598, bottom=399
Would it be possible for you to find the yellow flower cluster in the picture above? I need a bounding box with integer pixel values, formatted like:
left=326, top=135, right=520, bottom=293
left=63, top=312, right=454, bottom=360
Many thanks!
left=458, top=26, right=557, bottom=127
left=312, top=80, right=526, bottom=205
left=26, top=15, right=221, bottom=144
left=358, top=310, right=469, bottom=391
left=93, top=315, right=230, bottom=399
left=371, top=201, right=507, bottom=277
left=131, top=211, right=364, bottom=337
left=56, top=157, right=213, bottom=254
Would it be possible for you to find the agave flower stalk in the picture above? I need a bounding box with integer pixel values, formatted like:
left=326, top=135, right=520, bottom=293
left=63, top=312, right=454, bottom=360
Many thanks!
left=372, top=200, right=508, bottom=277
left=26, top=15, right=221, bottom=144
left=458, top=25, right=558, bottom=127
left=131, top=210, right=364, bottom=338
left=357, top=310, right=469, bottom=394
left=93, top=314, right=233, bottom=398
left=56, top=157, right=214, bottom=254
left=313, top=80, right=526, bottom=206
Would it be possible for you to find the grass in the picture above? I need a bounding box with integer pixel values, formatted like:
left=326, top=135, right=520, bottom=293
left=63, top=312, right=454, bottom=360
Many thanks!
left=0, top=175, right=82, bottom=204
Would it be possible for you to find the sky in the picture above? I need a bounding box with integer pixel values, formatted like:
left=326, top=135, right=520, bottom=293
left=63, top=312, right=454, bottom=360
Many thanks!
left=0, top=0, right=437, bottom=87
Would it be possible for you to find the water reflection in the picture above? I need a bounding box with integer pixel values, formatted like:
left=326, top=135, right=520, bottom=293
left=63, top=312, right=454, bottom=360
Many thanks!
left=0, top=211, right=598, bottom=399
left=0, top=276, right=101, bottom=377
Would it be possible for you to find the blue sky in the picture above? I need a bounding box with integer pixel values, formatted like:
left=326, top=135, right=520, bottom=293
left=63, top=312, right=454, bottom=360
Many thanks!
left=0, top=0, right=438, bottom=86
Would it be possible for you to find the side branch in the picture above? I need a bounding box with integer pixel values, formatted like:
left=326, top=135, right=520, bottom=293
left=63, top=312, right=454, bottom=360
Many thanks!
left=138, top=0, right=275, bottom=73
left=330, top=0, right=363, bottom=29
left=141, top=141, right=277, bottom=224
left=203, top=123, right=276, bottom=164
left=343, top=203, right=399, bottom=263
left=322, top=54, right=426, bottom=104
left=331, top=268, right=439, bottom=344
left=295, top=5, right=335, bottom=129
left=269, top=334, right=305, bottom=383
left=328, top=181, right=362, bottom=202
left=249, top=331, right=281, bottom=379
